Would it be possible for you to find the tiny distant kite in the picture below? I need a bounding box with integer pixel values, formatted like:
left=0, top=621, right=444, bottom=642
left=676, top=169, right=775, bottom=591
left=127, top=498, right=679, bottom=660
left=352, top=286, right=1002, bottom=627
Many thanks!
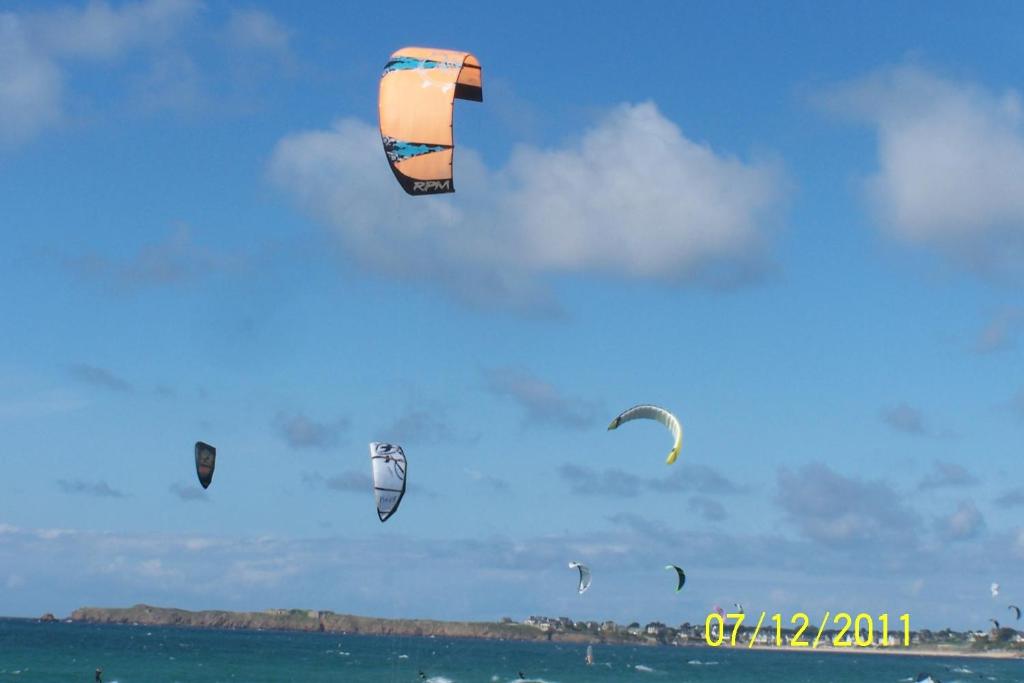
left=665, top=564, right=686, bottom=592
left=1008, top=605, right=1021, bottom=621
left=568, top=562, right=592, bottom=594
left=379, top=47, right=482, bottom=195
left=370, top=442, right=407, bottom=522
left=608, top=405, right=683, bottom=465
left=991, top=582, right=1000, bottom=598
left=194, top=441, right=216, bottom=489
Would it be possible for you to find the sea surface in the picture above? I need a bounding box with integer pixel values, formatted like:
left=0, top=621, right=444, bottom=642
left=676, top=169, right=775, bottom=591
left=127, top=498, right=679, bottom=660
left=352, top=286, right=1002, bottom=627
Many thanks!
left=0, top=618, right=1020, bottom=682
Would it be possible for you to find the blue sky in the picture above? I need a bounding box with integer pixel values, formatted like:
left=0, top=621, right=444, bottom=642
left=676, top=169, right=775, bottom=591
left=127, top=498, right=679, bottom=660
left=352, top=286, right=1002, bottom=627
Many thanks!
left=1, top=1, right=1022, bottom=631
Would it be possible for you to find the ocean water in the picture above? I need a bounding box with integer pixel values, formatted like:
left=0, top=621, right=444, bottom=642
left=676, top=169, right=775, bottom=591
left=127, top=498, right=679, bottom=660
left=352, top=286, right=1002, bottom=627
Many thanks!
left=0, top=618, right=1020, bottom=682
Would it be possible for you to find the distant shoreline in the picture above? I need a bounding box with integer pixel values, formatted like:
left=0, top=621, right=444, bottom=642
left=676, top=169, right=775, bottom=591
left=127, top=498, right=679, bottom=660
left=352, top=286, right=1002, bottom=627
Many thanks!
left=51, top=605, right=1023, bottom=660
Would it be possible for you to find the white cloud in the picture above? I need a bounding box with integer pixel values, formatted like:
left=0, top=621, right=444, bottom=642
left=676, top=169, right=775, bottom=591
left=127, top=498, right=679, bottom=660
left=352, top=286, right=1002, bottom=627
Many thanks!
left=776, top=463, right=920, bottom=547
left=0, top=0, right=238, bottom=146
left=824, top=65, right=1024, bottom=277
left=485, top=367, right=599, bottom=429
left=937, top=500, right=986, bottom=542
left=0, top=0, right=200, bottom=146
left=268, top=103, right=788, bottom=310
left=227, top=558, right=300, bottom=587
left=276, top=412, right=349, bottom=450
left=0, top=13, right=63, bottom=146
left=0, top=517, right=1018, bottom=627
left=225, top=9, right=292, bottom=57
left=30, top=0, right=199, bottom=62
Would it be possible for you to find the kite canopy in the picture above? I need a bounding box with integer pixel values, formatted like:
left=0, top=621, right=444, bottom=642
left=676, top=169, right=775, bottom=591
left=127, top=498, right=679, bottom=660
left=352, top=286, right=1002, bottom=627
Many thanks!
left=568, top=562, right=592, bottom=594
left=665, top=564, right=686, bottom=592
left=370, top=442, right=407, bottom=522
left=991, top=582, right=1000, bottom=598
left=608, top=404, right=683, bottom=465
left=378, top=46, right=482, bottom=195
left=194, top=441, right=216, bottom=489
left=1009, top=605, right=1021, bottom=621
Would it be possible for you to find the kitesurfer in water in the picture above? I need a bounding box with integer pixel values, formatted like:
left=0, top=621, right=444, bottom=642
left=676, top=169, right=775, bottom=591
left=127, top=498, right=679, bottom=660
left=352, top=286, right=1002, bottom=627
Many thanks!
left=418, top=671, right=427, bottom=681
left=94, top=668, right=103, bottom=682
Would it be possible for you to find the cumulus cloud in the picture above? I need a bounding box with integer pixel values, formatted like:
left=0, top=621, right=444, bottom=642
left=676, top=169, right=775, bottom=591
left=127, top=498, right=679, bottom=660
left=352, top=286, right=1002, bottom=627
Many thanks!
left=484, top=367, right=599, bottom=429
left=823, top=65, right=1024, bottom=278
left=917, top=461, right=979, bottom=491
left=0, top=14, right=63, bottom=146
left=268, top=103, right=788, bottom=310
left=936, top=500, right=986, bottom=542
left=0, top=0, right=201, bottom=147
left=880, top=403, right=927, bottom=435
left=276, top=412, right=349, bottom=450
left=30, top=0, right=199, bottom=61
left=776, top=463, right=920, bottom=546
left=66, top=364, right=132, bottom=392
left=57, top=479, right=126, bottom=498
left=1, top=1, right=300, bottom=146
left=0, top=514, right=1017, bottom=625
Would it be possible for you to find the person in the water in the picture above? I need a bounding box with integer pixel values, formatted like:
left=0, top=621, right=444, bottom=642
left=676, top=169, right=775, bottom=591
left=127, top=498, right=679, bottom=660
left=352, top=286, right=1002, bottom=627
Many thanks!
left=417, top=671, right=427, bottom=681
left=517, top=673, right=525, bottom=680
left=94, top=668, right=103, bottom=682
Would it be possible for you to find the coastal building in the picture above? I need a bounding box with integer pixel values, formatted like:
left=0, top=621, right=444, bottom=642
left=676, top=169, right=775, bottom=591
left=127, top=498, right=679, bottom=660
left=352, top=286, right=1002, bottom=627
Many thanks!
left=644, top=622, right=666, bottom=636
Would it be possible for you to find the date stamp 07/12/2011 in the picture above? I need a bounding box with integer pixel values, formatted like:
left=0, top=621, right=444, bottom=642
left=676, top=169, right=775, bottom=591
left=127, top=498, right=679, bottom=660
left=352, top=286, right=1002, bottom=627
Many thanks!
left=705, top=612, right=911, bottom=648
